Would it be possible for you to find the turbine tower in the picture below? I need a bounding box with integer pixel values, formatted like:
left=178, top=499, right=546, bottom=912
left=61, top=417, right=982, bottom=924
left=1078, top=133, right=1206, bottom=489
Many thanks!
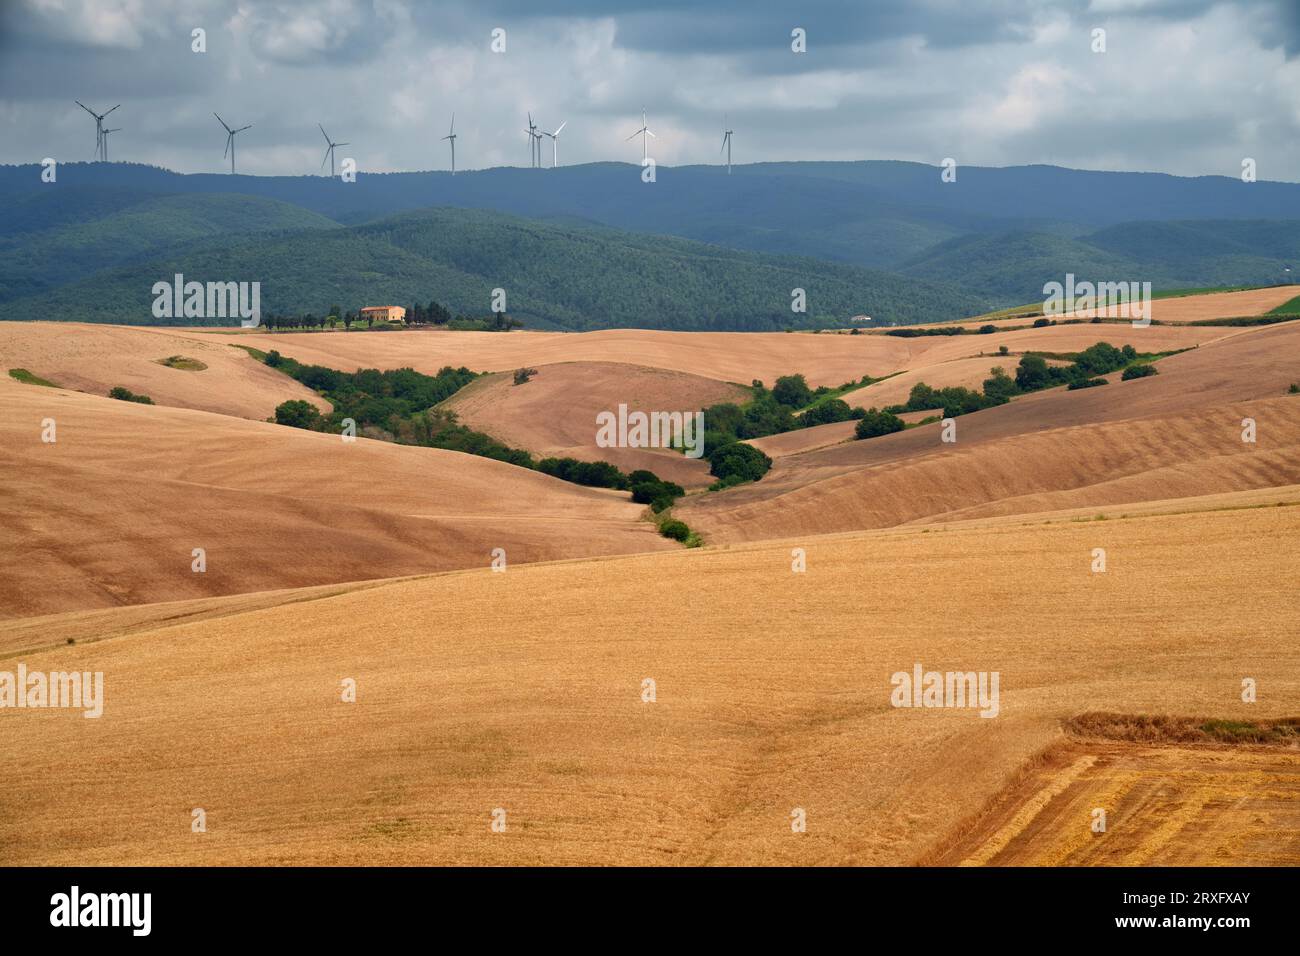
left=524, top=113, right=543, bottom=168
left=76, top=101, right=120, bottom=161
left=721, top=114, right=733, bottom=174
left=101, top=127, right=121, bottom=162
left=318, top=124, right=348, bottom=177
left=543, top=120, right=567, bottom=168
left=214, top=113, right=252, bottom=174
left=441, top=113, right=458, bottom=175
left=625, top=106, right=655, bottom=163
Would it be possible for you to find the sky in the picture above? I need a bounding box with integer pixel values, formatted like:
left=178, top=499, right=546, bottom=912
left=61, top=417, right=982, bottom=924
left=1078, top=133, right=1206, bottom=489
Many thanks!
left=1, top=0, right=1299, bottom=180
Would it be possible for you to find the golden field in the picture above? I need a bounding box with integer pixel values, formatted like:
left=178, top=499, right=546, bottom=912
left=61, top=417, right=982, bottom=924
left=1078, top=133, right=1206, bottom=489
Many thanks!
left=1, top=496, right=1296, bottom=865
left=3, top=291, right=1298, bottom=867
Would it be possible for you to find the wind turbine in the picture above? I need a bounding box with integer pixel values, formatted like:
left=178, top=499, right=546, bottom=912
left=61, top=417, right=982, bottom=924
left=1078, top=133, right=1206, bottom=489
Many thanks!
left=543, top=120, right=567, bottom=168
left=101, top=127, right=121, bottom=162
left=214, top=113, right=252, bottom=174
left=76, top=101, right=119, bottom=161
left=318, top=124, right=348, bottom=177
left=625, top=106, right=655, bottom=164
left=442, top=113, right=458, bottom=174
left=721, top=114, right=733, bottom=174
left=524, top=113, right=543, bottom=168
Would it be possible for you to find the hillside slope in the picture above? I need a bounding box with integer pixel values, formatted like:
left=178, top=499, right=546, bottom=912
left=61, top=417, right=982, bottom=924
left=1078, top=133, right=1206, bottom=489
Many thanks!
left=0, top=376, right=673, bottom=618
left=1, top=493, right=1294, bottom=864
left=677, top=322, right=1300, bottom=542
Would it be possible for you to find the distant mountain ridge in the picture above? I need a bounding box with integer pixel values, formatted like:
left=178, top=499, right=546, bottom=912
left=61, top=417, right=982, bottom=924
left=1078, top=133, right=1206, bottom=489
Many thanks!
left=2, top=159, right=1297, bottom=326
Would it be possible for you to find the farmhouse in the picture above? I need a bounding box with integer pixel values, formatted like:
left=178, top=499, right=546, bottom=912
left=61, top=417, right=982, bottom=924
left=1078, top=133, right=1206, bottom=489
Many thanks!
left=360, top=305, right=406, bottom=324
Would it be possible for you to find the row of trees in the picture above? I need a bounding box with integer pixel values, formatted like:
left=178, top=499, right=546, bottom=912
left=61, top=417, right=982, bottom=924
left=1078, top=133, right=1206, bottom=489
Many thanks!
left=258, top=299, right=520, bottom=331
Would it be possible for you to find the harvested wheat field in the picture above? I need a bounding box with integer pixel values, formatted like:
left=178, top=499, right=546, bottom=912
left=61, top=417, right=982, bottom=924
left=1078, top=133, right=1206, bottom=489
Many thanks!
left=0, top=376, right=672, bottom=618
left=0, top=321, right=328, bottom=419
left=0, top=493, right=1294, bottom=866
left=442, top=362, right=744, bottom=487
left=933, top=728, right=1300, bottom=866
left=679, top=322, right=1300, bottom=543
left=182, top=321, right=1227, bottom=390
left=908, top=285, right=1300, bottom=330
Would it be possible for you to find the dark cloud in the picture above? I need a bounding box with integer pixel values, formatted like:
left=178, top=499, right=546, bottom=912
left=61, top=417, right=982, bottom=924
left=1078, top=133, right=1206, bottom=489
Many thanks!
left=0, top=0, right=1297, bottom=179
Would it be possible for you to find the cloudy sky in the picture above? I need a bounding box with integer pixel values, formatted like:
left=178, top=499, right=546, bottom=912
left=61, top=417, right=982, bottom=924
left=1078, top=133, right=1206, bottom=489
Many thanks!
left=2, top=0, right=1299, bottom=180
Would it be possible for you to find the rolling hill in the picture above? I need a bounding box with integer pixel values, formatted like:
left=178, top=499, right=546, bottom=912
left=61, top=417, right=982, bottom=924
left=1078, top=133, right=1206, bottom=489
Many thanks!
left=1, top=490, right=1294, bottom=864
left=0, top=205, right=990, bottom=329
left=3, top=161, right=1300, bottom=327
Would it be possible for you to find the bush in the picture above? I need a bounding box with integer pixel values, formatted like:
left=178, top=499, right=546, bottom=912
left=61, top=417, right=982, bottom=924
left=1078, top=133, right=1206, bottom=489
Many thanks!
left=1032, top=318, right=1051, bottom=328
left=274, top=399, right=323, bottom=428
left=1067, top=377, right=1108, bottom=390
left=537, top=457, right=627, bottom=489
left=979, top=324, right=997, bottom=334
left=1121, top=364, right=1158, bottom=381
left=513, top=367, right=538, bottom=386
left=772, top=374, right=813, bottom=408
left=707, top=442, right=772, bottom=483
left=631, top=478, right=684, bottom=505
left=108, top=386, right=154, bottom=405
left=658, top=519, right=691, bottom=542
left=1290, top=383, right=1300, bottom=394
left=854, top=408, right=906, bottom=439
left=800, top=398, right=856, bottom=427
left=265, top=350, right=283, bottom=367
left=1015, top=354, right=1053, bottom=390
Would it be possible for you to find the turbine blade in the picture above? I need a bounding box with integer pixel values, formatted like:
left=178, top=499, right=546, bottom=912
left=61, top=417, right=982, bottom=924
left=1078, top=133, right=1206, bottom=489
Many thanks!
left=335, top=142, right=349, bottom=147
left=646, top=129, right=656, bottom=138
left=554, top=120, right=566, bottom=136
left=76, top=101, right=97, bottom=117
left=214, top=113, right=230, bottom=132
left=223, top=135, right=231, bottom=159
left=319, top=124, right=330, bottom=144
left=235, top=125, right=252, bottom=133
left=104, top=104, right=120, bottom=117
left=449, top=113, right=455, bottom=135
left=625, top=130, right=640, bottom=141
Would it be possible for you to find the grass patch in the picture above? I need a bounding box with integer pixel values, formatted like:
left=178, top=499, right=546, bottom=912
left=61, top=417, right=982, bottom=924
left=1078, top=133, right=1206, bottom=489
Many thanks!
left=8, top=368, right=58, bottom=387
left=1067, top=712, right=1300, bottom=747
left=1186, top=313, right=1300, bottom=327
left=1267, top=294, right=1300, bottom=315
left=155, top=355, right=208, bottom=371
left=108, top=386, right=154, bottom=404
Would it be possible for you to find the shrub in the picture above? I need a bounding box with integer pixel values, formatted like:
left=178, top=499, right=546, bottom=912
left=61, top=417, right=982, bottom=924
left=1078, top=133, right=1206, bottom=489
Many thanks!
left=1067, top=377, right=1108, bottom=390
left=1032, top=317, right=1051, bottom=328
left=1121, top=364, right=1158, bottom=381
left=274, top=399, right=323, bottom=428
left=854, top=408, right=906, bottom=439
left=707, top=442, right=772, bottom=483
left=1015, top=354, right=1053, bottom=390
left=800, top=398, right=856, bottom=427
left=772, top=374, right=813, bottom=408
left=658, top=519, right=691, bottom=542
left=1290, top=383, right=1300, bottom=394
left=513, top=367, right=538, bottom=386
left=108, top=386, right=154, bottom=405
left=156, top=355, right=207, bottom=371
left=982, top=366, right=1020, bottom=402
left=979, top=324, right=997, bottom=334
left=265, top=350, right=283, bottom=367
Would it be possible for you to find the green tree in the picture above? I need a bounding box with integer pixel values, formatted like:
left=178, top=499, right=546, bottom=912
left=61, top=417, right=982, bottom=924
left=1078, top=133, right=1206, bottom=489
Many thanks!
left=854, top=408, right=905, bottom=439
